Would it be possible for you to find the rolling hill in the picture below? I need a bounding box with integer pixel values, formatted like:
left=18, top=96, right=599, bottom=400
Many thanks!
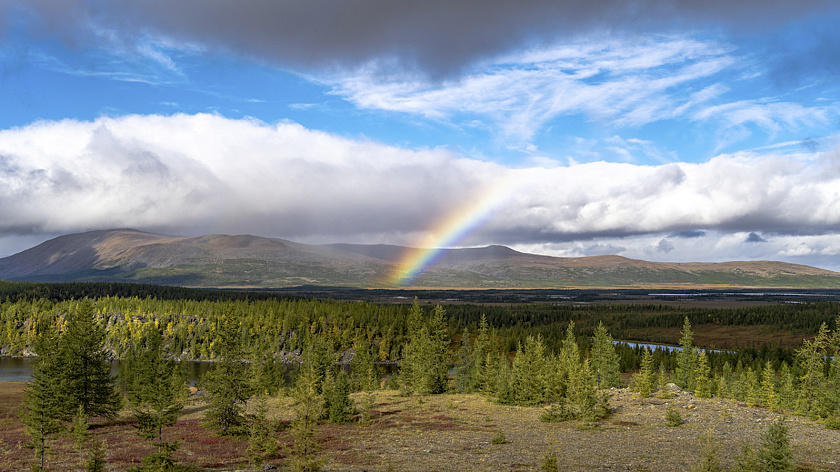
left=1, top=229, right=839, bottom=289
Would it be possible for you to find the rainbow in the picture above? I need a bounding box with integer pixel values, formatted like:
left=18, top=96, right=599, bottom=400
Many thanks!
left=387, top=173, right=523, bottom=287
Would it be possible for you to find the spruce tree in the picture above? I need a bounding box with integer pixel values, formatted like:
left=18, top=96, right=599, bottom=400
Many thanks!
left=695, top=351, right=712, bottom=399
left=56, top=299, right=121, bottom=420
left=590, top=322, right=622, bottom=389
left=246, top=396, right=279, bottom=469
left=202, top=310, right=253, bottom=436
left=473, top=314, right=491, bottom=393
left=758, top=417, right=794, bottom=472
left=656, top=362, right=672, bottom=399
left=777, top=362, right=797, bottom=412
left=552, top=322, right=581, bottom=400
left=745, top=367, right=759, bottom=408
left=759, top=361, right=778, bottom=411
left=122, top=326, right=187, bottom=466
left=796, top=322, right=829, bottom=418
left=675, top=316, right=698, bottom=392
left=400, top=302, right=450, bottom=396
left=289, top=344, right=326, bottom=472
left=453, top=326, right=476, bottom=393
left=507, top=335, right=548, bottom=406
left=349, top=333, right=379, bottom=421
left=693, top=430, right=725, bottom=472
left=631, top=348, right=655, bottom=398
left=323, top=370, right=356, bottom=423
left=19, top=320, right=64, bottom=471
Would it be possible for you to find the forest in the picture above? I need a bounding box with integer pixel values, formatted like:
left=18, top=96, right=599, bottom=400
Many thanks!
left=1, top=280, right=839, bottom=471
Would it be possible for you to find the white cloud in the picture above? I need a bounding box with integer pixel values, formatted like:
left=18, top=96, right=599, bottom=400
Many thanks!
left=322, top=36, right=736, bottom=146
left=2, top=113, right=840, bottom=270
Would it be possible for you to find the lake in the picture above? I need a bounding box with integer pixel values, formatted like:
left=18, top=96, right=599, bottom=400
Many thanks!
left=0, top=356, right=213, bottom=384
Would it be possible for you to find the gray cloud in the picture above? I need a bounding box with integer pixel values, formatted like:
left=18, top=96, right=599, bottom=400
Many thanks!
left=3, top=0, right=839, bottom=78
left=669, top=230, right=706, bottom=239
left=656, top=239, right=675, bottom=253
left=745, top=232, right=766, bottom=243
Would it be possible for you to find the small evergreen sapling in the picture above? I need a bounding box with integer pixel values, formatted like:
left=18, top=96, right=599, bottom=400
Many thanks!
left=630, top=348, right=655, bottom=398
left=541, top=452, right=559, bottom=472
left=289, top=344, right=327, bottom=472
left=758, top=417, right=794, bottom=472
left=246, top=396, right=279, bottom=468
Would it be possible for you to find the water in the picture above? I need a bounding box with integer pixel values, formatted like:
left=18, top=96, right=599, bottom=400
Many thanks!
left=614, top=340, right=731, bottom=354
left=0, top=356, right=212, bottom=384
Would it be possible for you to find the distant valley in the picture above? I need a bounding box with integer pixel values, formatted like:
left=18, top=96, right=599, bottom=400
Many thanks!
left=1, top=229, right=838, bottom=289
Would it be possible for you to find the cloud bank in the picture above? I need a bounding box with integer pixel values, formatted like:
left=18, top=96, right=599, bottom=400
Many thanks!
left=1, top=114, right=839, bottom=269
left=4, top=0, right=840, bottom=78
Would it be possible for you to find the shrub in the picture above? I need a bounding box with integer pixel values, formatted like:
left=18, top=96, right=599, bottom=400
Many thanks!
left=541, top=452, right=559, bottom=472
left=666, top=408, right=682, bottom=427
left=540, top=403, right=576, bottom=423
left=491, top=430, right=508, bottom=445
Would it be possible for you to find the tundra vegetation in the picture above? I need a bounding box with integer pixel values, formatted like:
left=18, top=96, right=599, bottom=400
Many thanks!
left=1, top=281, right=839, bottom=470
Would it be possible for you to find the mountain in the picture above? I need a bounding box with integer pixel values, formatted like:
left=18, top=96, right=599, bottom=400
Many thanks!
left=1, top=229, right=839, bottom=289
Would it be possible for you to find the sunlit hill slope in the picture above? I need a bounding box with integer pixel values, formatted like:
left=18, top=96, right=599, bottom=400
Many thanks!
left=0, top=229, right=838, bottom=289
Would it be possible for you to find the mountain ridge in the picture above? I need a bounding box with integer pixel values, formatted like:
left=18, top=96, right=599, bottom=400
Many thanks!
left=1, top=229, right=838, bottom=289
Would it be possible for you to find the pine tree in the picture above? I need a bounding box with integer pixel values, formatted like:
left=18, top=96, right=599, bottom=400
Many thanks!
left=202, top=310, right=253, bottom=436
left=590, top=322, right=622, bottom=389
left=675, top=316, right=698, bottom=392
left=56, top=299, right=121, bottom=420
left=19, top=320, right=65, bottom=471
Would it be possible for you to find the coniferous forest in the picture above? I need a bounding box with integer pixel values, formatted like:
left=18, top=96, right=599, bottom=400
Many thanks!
left=1, top=280, right=839, bottom=471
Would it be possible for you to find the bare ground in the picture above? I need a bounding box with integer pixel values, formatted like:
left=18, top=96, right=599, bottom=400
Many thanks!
left=307, top=388, right=840, bottom=472
left=2, top=382, right=839, bottom=472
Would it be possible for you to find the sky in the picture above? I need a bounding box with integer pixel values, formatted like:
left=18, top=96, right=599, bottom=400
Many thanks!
left=1, top=0, right=840, bottom=272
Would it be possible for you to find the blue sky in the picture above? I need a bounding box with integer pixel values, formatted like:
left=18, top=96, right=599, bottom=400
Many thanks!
left=2, top=0, right=840, bottom=271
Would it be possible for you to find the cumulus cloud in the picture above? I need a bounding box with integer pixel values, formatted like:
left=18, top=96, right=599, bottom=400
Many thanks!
left=2, top=114, right=840, bottom=270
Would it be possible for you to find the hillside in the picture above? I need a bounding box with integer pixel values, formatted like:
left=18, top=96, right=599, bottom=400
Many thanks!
left=1, top=229, right=839, bottom=289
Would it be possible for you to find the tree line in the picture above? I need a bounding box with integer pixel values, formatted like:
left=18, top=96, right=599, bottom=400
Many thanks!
left=15, top=291, right=840, bottom=470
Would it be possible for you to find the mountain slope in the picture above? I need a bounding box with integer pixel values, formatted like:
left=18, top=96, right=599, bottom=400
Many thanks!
left=1, top=229, right=839, bottom=289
